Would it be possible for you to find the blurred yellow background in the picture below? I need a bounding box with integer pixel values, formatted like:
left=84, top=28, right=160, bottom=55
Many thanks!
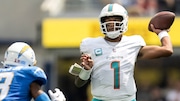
left=42, top=17, right=179, bottom=48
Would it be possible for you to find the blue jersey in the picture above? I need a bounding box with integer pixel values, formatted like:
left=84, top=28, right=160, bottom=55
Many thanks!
left=0, top=66, right=47, bottom=101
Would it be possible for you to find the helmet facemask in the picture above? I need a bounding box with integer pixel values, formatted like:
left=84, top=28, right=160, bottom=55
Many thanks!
left=100, top=16, right=128, bottom=39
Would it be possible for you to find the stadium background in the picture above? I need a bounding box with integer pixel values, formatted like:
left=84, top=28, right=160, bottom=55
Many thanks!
left=0, top=0, right=180, bottom=101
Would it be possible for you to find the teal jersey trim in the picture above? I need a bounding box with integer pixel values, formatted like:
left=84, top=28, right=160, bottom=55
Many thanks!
left=92, top=98, right=136, bottom=101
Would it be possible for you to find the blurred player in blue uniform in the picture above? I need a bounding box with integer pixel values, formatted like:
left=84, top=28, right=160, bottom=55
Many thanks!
left=0, top=42, right=66, bottom=101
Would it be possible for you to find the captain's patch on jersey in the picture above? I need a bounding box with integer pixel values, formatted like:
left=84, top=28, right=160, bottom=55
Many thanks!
left=94, top=48, right=102, bottom=56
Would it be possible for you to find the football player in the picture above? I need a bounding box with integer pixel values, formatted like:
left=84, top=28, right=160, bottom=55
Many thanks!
left=0, top=42, right=66, bottom=101
left=70, top=3, right=173, bottom=101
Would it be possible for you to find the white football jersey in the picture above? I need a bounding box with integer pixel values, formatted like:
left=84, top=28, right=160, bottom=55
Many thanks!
left=80, top=35, right=146, bottom=100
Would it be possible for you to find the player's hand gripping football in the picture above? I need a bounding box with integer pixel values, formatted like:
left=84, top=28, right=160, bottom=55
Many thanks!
left=48, top=88, right=66, bottom=101
left=150, top=24, right=169, bottom=35
left=80, top=54, right=93, bottom=70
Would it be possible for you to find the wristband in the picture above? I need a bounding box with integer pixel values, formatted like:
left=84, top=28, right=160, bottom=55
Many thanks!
left=79, top=68, right=92, bottom=80
left=158, top=30, right=169, bottom=40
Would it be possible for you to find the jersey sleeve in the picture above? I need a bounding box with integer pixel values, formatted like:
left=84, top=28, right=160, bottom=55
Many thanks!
left=30, top=67, right=47, bottom=85
left=133, top=35, right=146, bottom=46
left=138, top=35, right=146, bottom=46
left=80, top=38, right=91, bottom=54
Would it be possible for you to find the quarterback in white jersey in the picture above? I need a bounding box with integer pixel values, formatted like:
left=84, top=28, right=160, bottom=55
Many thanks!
left=72, top=3, right=173, bottom=101
left=80, top=35, right=145, bottom=100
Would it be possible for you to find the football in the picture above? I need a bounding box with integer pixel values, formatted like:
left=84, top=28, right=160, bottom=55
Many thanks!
left=148, top=11, right=175, bottom=32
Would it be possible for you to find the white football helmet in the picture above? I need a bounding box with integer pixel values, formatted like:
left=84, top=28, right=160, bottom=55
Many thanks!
left=99, top=3, right=128, bottom=39
left=3, top=42, right=37, bottom=67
